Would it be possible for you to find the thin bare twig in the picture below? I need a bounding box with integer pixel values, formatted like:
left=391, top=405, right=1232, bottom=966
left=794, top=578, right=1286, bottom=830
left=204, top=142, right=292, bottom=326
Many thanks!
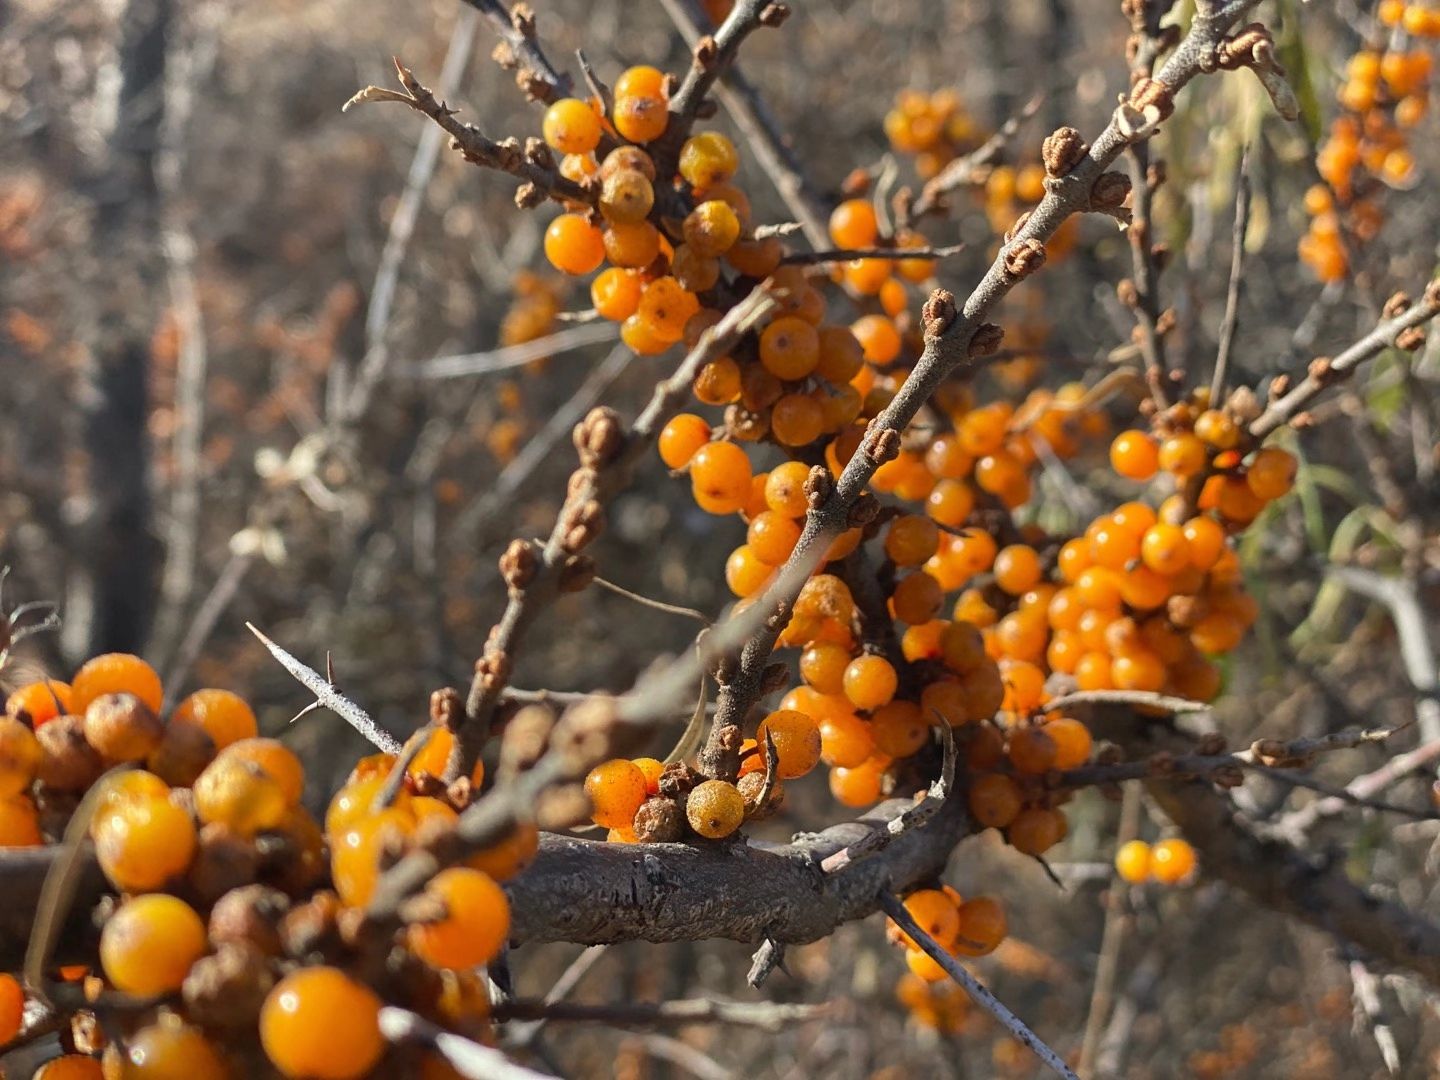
left=380, top=1006, right=559, bottom=1080
left=404, top=323, right=620, bottom=380
left=459, top=0, right=572, bottom=102
left=1349, top=959, right=1401, bottom=1075
left=879, top=893, right=1079, bottom=1080
left=1078, top=783, right=1139, bottom=1074
left=493, top=997, right=830, bottom=1031
left=779, top=243, right=965, bottom=266
left=1210, top=147, right=1250, bottom=401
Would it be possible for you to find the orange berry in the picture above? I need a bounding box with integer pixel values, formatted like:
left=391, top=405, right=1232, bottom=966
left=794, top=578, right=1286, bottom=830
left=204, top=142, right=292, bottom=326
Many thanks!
left=757, top=709, right=823, bottom=779
left=193, top=755, right=289, bottom=837
left=100, top=893, right=206, bottom=995
left=0, top=971, right=22, bottom=1044
left=543, top=213, right=605, bottom=275
left=1111, top=649, right=1167, bottom=691
left=686, top=779, right=745, bottom=838
left=260, top=966, right=384, bottom=1079
left=1194, top=409, right=1239, bottom=450
left=331, top=809, right=414, bottom=907
left=218, top=737, right=304, bottom=805
left=1114, top=839, right=1151, bottom=883
left=591, top=267, right=643, bottom=321
left=683, top=200, right=740, bottom=256
left=0, top=715, right=42, bottom=797
left=899, top=888, right=961, bottom=950
left=613, top=93, right=668, bottom=142
left=905, top=946, right=950, bottom=983
left=0, top=793, right=43, bottom=847
left=759, top=316, right=821, bottom=379
left=94, top=793, right=197, bottom=892
left=829, top=758, right=886, bottom=807
left=408, top=867, right=511, bottom=969
left=870, top=700, right=928, bottom=758
left=953, top=896, right=1006, bottom=956
left=171, top=689, right=257, bottom=751
left=763, top=461, right=811, bottom=517
left=1140, top=523, right=1191, bottom=575
left=621, top=313, right=671, bottom=356
left=678, top=131, right=739, bottom=188
left=542, top=97, right=602, bottom=154
left=1246, top=447, right=1296, bottom=500
left=638, top=277, right=700, bottom=342
left=1044, top=717, right=1092, bottom=769
left=885, top=515, right=940, bottom=567
left=1149, top=837, right=1197, bottom=884
left=891, top=571, right=943, bottom=625
left=851, top=314, right=902, bottom=365
left=690, top=440, right=752, bottom=513
left=1007, top=725, right=1057, bottom=774
left=659, top=413, right=712, bottom=469
left=1007, top=806, right=1067, bottom=855
left=1110, top=430, right=1159, bottom=480
left=614, top=65, right=667, bottom=101
left=466, top=822, right=540, bottom=882
left=72, top=653, right=163, bottom=715
left=819, top=711, right=874, bottom=768
left=34, top=1057, right=104, bottom=1080
left=1158, top=433, right=1207, bottom=477
left=993, top=545, right=1042, bottom=595
left=632, top=758, right=665, bottom=795
left=843, top=655, right=898, bottom=710
left=5, top=678, right=73, bottom=728
left=725, top=544, right=772, bottom=597
left=747, top=511, right=802, bottom=566
left=828, top=198, right=879, bottom=248
left=967, top=772, right=1022, bottom=828
left=771, top=393, right=825, bottom=446
left=104, top=1016, right=229, bottom=1079
left=584, top=759, right=648, bottom=829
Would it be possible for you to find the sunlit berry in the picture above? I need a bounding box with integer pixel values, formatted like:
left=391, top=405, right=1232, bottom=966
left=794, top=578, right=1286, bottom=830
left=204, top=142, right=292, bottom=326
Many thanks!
left=5, top=679, right=73, bottom=728
left=260, top=966, right=384, bottom=1079
left=1007, top=806, right=1067, bottom=856
left=1109, top=430, right=1159, bottom=480
left=585, top=759, right=648, bottom=830
left=613, top=93, right=668, bottom=142
left=967, top=772, right=1022, bottom=828
left=843, top=655, right=898, bottom=710
left=542, top=97, right=602, bottom=154
left=678, top=131, right=739, bottom=188
left=408, top=867, right=511, bottom=969
left=193, top=756, right=289, bottom=837
left=170, top=689, right=257, bottom=751
left=94, top=792, right=197, bottom=892
left=952, top=895, right=1006, bottom=956
left=0, top=715, right=42, bottom=797
left=100, top=893, right=207, bottom=995
left=851, top=314, right=902, bottom=365
left=1149, top=837, right=1197, bottom=884
left=686, top=779, right=745, bottom=838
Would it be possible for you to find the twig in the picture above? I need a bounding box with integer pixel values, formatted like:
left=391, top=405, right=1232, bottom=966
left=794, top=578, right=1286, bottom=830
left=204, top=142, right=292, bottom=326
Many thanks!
left=375, top=726, right=431, bottom=810
left=1277, top=736, right=1440, bottom=834
left=1251, top=277, right=1440, bottom=439
left=1349, top=959, right=1401, bottom=1075
left=161, top=550, right=257, bottom=702
left=1078, top=783, right=1139, bottom=1074
left=1044, top=689, right=1210, bottom=714
left=879, top=893, right=1079, bottom=1080
left=1210, top=147, right=1250, bottom=401
left=459, top=0, right=571, bottom=102
left=703, top=0, right=1269, bottom=778
left=779, top=243, right=965, bottom=266
left=590, top=576, right=709, bottom=622
left=493, top=997, right=829, bottom=1031
left=404, top=323, right=620, bottom=379
left=907, top=94, right=1046, bottom=223
left=507, top=944, right=608, bottom=1049
left=380, top=1006, right=559, bottom=1080
left=245, top=622, right=402, bottom=754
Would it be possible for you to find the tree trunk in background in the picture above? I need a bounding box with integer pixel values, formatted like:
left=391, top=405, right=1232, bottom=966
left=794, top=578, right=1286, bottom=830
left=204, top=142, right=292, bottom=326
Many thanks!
left=66, top=0, right=170, bottom=659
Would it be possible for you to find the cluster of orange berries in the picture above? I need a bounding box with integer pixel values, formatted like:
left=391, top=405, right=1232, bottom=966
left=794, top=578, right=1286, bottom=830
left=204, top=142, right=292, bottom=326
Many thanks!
left=1304, top=17, right=1435, bottom=281
left=0, top=655, right=525, bottom=1078
left=886, top=888, right=1007, bottom=983
left=883, top=88, right=982, bottom=179
left=1113, top=837, right=1197, bottom=885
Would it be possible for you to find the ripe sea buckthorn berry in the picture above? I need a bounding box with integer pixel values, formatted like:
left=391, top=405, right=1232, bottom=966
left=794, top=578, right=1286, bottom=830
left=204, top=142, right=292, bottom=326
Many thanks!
left=0, top=971, right=21, bottom=1043
left=845, top=257, right=893, bottom=296
left=543, top=213, right=605, bottom=275
left=725, top=544, right=772, bottom=597
left=1112, top=649, right=1167, bottom=691
left=900, top=889, right=961, bottom=950
left=602, top=221, right=661, bottom=269
left=35, top=716, right=103, bottom=792
left=771, top=393, right=824, bottom=446
left=104, top=1015, right=229, bottom=1079
left=801, top=642, right=852, bottom=695
left=678, top=131, right=739, bottom=188
left=958, top=404, right=1010, bottom=456
left=951, top=530, right=998, bottom=577
left=585, top=758, right=648, bottom=829
left=559, top=152, right=597, bottom=183
left=1000, top=658, right=1046, bottom=713
left=632, top=757, right=664, bottom=795
left=72, top=653, right=163, bottom=716
left=686, top=779, right=745, bottom=838
left=727, top=236, right=784, bottom=278
left=891, top=571, right=943, bottom=625
left=1182, top=516, right=1226, bottom=571
left=828, top=198, right=879, bottom=248
left=408, top=867, right=511, bottom=969
left=1110, top=430, right=1159, bottom=480
left=1194, top=409, right=1239, bottom=450
left=0, top=793, right=43, bottom=847
left=747, top=511, right=801, bottom=565
left=332, top=809, right=414, bottom=907
left=542, top=97, right=602, bottom=154
left=146, top=722, right=215, bottom=789
left=219, top=738, right=305, bottom=805
left=993, top=545, right=1042, bottom=596
left=193, top=756, right=289, bottom=837
left=638, top=277, right=700, bottom=342
left=260, top=966, right=384, bottom=1080
left=815, top=325, right=865, bottom=384
left=819, top=711, right=874, bottom=768
left=0, top=716, right=42, bottom=797
left=1114, top=839, right=1152, bottom=883
left=694, top=356, right=742, bottom=407
left=843, top=655, right=898, bottom=710
left=1246, top=446, right=1297, bottom=500
left=902, top=620, right=946, bottom=662
left=171, top=689, right=257, bottom=751
left=1008, top=806, right=1067, bottom=856
left=94, top=793, right=198, bottom=892
left=939, top=620, right=986, bottom=672
left=683, top=200, right=740, bottom=256
left=953, top=896, right=1007, bottom=957
left=405, top=727, right=484, bottom=786
left=34, top=1056, right=103, bottom=1080
left=671, top=243, right=721, bottom=292
left=904, top=946, right=950, bottom=983
left=924, top=435, right=972, bottom=480
left=885, top=514, right=940, bottom=567
left=100, top=893, right=206, bottom=995
left=925, top=479, right=974, bottom=529
left=871, top=701, right=928, bottom=757
left=1140, top=523, right=1191, bottom=575
left=759, top=317, right=822, bottom=382
left=613, top=93, right=668, bottom=143
left=614, top=65, right=666, bottom=101
left=5, top=679, right=73, bottom=727
left=659, top=414, right=711, bottom=469
left=690, top=440, right=752, bottom=513
left=1007, top=725, right=1057, bottom=774
left=919, top=679, right=967, bottom=726
left=1044, top=717, right=1092, bottom=769
left=757, top=709, right=823, bottom=779
left=851, top=314, right=902, bottom=365
left=591, top=267, right=643, bottom=321
left=467, top=822, right=540, bottom=881
left=829, top=758, right=886, bottom=807
left=83, top=693, right=164, bottom=764
left=1150, top=837, right=1197, bottom=884
left=1158, top=433, right=1206, bottom=477
left=967, top=772, right=1022, bottom=829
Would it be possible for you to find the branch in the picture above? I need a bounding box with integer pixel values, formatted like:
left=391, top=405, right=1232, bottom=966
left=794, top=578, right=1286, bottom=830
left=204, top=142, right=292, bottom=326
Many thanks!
left=703, top=0, right=1268, bottom=779
left=1250, top=277, right=1440, bottom=439
left=1210, top=147, right=1250, bottom=400
left=906, top=94, right=1046, bottom=223
left=492, top=997, right=830, bottom=1031
left=779, top=243, right=965, bottom=266
left=459, top=0, right=573, bottom=103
